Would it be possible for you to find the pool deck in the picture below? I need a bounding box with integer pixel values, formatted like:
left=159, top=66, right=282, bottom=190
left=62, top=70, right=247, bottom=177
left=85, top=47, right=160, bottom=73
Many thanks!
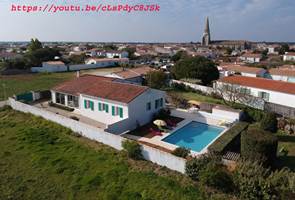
left=124, top=115, right=231, bottom=157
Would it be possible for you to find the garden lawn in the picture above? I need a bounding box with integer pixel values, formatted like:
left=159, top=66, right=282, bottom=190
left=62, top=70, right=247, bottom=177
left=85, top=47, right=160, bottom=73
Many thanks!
left=0, top=72, right=75, bottom=100
left=0, top=107, right=204, bottom=200
left=167, top=90, right=224, bottom=105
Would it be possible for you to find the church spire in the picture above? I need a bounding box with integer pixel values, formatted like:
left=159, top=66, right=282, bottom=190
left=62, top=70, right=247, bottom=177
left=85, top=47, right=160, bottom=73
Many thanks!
left=202, top=17, right=211, bottom=46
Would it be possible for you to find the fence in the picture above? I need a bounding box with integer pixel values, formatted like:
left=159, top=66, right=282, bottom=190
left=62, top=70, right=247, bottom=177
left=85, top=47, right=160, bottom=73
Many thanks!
left=7, top=98, right=186, bottom=173
left=171, top=80, right=214, bottom=95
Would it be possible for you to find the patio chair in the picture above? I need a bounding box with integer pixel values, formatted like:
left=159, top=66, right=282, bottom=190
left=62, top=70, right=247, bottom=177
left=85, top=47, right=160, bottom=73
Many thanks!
left=166, top=119, right=177, bottom=127
left=149, top=128, right=162, bottom=136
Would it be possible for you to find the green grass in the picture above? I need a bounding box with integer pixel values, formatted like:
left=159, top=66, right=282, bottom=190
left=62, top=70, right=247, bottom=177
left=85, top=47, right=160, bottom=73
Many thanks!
left=0, top=107, right=214, bottom=200
left=0, top=72, right=75, bottom=100
left=167, top=90, right=224, bottom=105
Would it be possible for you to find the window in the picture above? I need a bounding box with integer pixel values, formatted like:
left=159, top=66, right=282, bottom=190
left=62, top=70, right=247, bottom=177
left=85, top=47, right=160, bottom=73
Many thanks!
left=240, top=88, right=251, bottom=95
left=155, top=98, right=163, bottom=109
left=112, top=106, right=123, bottom=118
left=56, top=93, right=65, bottom=105
left=146, top=102, right=151, bottom=111
left=258, top=92, right=270, bottom=101
left=84, top=100, right=94, bottom=111
left=68, top=95, right=79, bottom=108
left=98, top=102, right=109, bottom=113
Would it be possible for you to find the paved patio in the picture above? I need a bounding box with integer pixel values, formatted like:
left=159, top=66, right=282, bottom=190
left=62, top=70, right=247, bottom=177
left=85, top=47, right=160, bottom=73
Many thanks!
left=33, top=101, right=107, bottom=129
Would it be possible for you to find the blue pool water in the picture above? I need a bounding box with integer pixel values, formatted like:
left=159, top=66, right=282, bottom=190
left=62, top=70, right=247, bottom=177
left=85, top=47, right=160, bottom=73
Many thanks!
left=162, top=121, right=225, bottom=152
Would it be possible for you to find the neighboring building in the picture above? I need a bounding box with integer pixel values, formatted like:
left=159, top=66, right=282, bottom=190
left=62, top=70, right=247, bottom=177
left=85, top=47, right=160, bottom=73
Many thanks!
left=211, top=40, right=251, bottom=50
left=201, top=17, right=211, bottom=46
left=105, top=51, right=129, bottom=59
left=283, top=52, right=295, bottom=61
left=0, top=51, right=22, bottom=61
left=218, top=63, right=267, bottom=78
left=215, top=76, right=295, bottom=117
left=31, top=61, right=67, bottom=73
left=239, top=53, right=262, bottom=63
left=107, top=66, right=154, bottom=84
left=85, top=58, right=129, bottom=67
left=268, top=66, right=295, bottom=83
left=51, top=75, right=165, bottom=134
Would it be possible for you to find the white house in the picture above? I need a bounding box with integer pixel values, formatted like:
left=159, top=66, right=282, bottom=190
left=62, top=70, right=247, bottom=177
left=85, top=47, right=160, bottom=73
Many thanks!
left=105, top=51, right=129, bottom=58
left=268, top=67, right=295, bottom=83
left=215, top=76, right=295, bottom=117
left=283, top=52, right=295, bottom=61
left=239, top=53, right=262, bottom=63
left=51, top=75, right=165, bottom=134
left=218, top=63, right=266, bottom=78
left=31, top=61, right=67, bottom=73
left=85, top=58, right=129, bottom=67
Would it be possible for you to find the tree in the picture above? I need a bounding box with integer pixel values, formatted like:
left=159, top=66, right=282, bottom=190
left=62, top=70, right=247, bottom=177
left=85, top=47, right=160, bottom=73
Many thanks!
left=28, top=38, right=42, bottom=52
left=171, top=56, right=219, bottom=85
left=145, top=71, right=167, bottom=89
left=171, top=51, right=188, bottom=62
left=214, top=82, right=264, bottom=108
left=278, top=44, right=290, bottom=55
left=122, top=47, right=136, bottom=60
left=26, top=47, right=61, bottom=67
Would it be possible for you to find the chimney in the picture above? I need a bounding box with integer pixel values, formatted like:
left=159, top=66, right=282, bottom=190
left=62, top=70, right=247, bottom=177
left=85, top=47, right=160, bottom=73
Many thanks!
left=76, top=71, right=80, bottom=78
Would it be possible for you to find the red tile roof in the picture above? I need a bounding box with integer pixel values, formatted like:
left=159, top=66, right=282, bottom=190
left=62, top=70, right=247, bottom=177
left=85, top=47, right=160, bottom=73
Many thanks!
left=220, top=64, right=265, bottom=74
left=113, top=66, right=154, bottom=79
left=218, top=76, right=295, bottom=95
left=285, top=52, right=295, bottom=56
left=269, top=68, right=295, bottom=77
left=53, top=75, right=149, bottom=103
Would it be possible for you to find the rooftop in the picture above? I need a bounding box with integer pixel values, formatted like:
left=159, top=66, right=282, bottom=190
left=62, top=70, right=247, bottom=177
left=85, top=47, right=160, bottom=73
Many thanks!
left=269, top=67, right=295, bottom=77
left=220, top=64, right=265, bottom=74
left=218, top=75, right=295, bottom=95
left=113, top=66, right=154, bottom=79
left=43, top=61, right=65, bottom=65
left=53, top=75, right=149, bottom=103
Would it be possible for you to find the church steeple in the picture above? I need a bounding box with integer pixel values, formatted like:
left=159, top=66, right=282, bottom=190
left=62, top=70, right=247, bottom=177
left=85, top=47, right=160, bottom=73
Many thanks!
left=202, top=17, right=211, bottom=46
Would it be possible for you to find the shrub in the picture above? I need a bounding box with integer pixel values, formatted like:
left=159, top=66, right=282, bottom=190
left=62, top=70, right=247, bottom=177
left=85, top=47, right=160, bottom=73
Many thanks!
left=241, top=127, right=278, bottom=166
left=209, top=122, right=249, bottom=153
left=172, top=147, right=190, bottom=158
left=199, top=162, right=234, bottom=193
left=122, top=140, right=142, bottom=160
left=185, top=154, right=220, bottom=181
left=153, top=108, right=171, bottom=120
left=234, top=160, right=271, bottom=200
left=260, top=112, right=278, bottom=133
left=171, top=82, right=186, bottom=91
left=241, top=107, right=265, bottom=122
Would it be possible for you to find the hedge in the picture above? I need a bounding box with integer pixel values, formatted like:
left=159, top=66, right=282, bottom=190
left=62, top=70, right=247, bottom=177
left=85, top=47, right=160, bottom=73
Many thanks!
left=241, top=127, right=278, bottom=165
left=208, top=122, right=249, bottom=153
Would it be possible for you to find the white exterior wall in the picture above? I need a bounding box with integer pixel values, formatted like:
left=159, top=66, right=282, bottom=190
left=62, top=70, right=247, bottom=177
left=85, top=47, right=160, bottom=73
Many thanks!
left=283, top=55, right=295, bottom=61
left=31, top=64, right=67, bottom=73
left=127, top=89, right=166, bottom=128
left=79, top=94, right=129, bottom=125
left=106, top=52, right=128, bottom=58
left=249, top=87, right=295, bottom=108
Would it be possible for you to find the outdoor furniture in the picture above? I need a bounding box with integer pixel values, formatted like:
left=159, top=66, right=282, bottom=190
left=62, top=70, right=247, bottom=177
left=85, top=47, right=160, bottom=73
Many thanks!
left=166, top=119, right=177, bottom=127
left=149, top=128, right=162, bottom=136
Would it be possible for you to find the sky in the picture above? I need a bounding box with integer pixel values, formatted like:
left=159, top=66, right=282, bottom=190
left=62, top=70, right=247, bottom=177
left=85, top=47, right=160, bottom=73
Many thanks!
left=0, top=0, right=295, bottom=42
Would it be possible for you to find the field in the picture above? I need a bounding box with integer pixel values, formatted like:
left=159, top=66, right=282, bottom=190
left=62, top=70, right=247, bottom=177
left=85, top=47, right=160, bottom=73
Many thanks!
left=0, top=107, right=211, bottom=200
left=0, top=67, right=123, bottom=101
left=0, top=72, right=75, bottom=100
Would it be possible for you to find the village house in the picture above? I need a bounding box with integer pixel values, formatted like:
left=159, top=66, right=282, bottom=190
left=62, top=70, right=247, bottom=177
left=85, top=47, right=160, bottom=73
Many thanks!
left=31, top=61, right=67, bottom=73
left=218, top=63, right=267, bottom=78
left=268, top=66, right=295, bottom=83
left=51, top=75, right=165, bottom=134
left=107, top=66, right=154, bottom=85
left=215, top=76, right=295, bottom=117
left=85, top=58, right=129, bottom=67
left=105, top=50, right=129, bottom=58
left=283, top=52, right=295, bottom=61
left=239, top=53, right=262, bottom=63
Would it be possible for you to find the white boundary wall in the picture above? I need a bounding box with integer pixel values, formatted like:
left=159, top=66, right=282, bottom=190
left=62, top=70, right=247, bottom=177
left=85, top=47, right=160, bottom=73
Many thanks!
left=171, top=80, right=214, bottom=95
left=7, top=98, right=186, bottom=173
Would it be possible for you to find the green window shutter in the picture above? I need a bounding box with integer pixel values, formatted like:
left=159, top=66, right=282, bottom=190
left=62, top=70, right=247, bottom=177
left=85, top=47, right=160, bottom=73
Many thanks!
left=90, top=101, right=94, bottom=111
left=84, top=100, right=87, bottom=108
left=105, top=104, right=109, bottom=113
left=98, top=102, right=102, bottom=111
left=119, top=107, right=123, bottom=118
left=112, top=106, right=115, bottom=116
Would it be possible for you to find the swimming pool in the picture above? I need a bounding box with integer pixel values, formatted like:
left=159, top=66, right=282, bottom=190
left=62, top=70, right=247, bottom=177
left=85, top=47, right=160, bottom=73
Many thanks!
left=162, top=121, right=225, bottom=152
